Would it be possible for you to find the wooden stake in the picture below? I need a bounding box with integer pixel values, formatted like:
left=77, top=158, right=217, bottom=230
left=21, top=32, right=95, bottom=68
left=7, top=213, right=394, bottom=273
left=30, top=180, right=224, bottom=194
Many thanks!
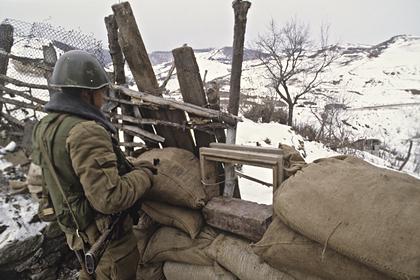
left=224, top=0, right=251, bottom=198
left=112, top=2, right=195, bottom=152
left=172, top=46, right=215, bottom=150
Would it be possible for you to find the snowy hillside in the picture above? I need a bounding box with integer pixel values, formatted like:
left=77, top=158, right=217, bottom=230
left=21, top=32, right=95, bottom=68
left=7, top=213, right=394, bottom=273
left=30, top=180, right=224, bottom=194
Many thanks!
left=153, top=35, right=420, bottom=177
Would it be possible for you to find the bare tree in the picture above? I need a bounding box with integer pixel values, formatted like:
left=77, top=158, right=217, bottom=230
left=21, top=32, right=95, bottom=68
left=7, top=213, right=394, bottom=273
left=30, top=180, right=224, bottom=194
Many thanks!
left=255, top=19, right=338, bottom=126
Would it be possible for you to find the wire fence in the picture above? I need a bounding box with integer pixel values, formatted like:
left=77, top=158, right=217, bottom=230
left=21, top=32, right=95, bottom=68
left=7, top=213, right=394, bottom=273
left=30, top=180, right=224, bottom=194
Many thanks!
left=0, top=18, right=110, bottom=142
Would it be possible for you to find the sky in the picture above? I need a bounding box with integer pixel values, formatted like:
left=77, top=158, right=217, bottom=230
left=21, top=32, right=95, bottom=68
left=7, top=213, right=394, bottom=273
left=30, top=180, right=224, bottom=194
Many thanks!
left=0, top=0, right=419, bottom=51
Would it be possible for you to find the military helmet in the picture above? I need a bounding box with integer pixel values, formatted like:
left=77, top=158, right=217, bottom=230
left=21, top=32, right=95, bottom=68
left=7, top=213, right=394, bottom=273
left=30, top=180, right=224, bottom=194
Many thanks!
left=50, top=50, right=110, bottom=89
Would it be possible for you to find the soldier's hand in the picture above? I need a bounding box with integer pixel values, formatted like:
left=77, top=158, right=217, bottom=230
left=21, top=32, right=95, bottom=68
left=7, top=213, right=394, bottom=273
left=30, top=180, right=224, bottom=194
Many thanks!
left=132, top=160, right=158, bottom=176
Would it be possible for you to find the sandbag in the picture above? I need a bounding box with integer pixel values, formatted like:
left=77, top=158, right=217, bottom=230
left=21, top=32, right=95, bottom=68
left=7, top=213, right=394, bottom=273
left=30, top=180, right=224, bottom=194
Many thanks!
left=136, top=148, right=207, bottom=209
left=252, top=218, right=392, bottom=280
left=278, top=144, right=307, bottom=179
left=27, top=162, right=42, bottom=185
left=133, top=212, right=160, bottom=258
left=163, top=262, right=237, bottom=280
left=141, top=201, right=203, bottom=239
left=205, top=234, right=295, bottom=280
left=274, top=155, right=420, bottom=280
left=143, top=226, right=217, bottom=266
left=137, top=262, right=166, bottom=280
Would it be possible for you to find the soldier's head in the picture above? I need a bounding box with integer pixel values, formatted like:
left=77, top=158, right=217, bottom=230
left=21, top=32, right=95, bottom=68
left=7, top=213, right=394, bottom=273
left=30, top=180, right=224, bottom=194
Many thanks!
left=50, top=50, right=111, bottom=109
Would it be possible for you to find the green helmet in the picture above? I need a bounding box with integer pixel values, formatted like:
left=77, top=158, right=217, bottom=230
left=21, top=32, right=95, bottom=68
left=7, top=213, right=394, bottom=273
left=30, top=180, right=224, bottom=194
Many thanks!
left=50, top=50, right=110, bottom=89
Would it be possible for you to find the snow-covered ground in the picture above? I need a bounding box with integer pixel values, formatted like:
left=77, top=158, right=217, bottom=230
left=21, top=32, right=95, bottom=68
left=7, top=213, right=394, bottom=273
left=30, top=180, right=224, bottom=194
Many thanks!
left=153, top=35, right=420, bottom=179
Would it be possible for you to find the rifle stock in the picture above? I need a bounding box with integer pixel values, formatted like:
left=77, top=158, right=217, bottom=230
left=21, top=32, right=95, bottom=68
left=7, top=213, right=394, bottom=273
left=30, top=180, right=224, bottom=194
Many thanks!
left=85, top=213, right=123, bottom=275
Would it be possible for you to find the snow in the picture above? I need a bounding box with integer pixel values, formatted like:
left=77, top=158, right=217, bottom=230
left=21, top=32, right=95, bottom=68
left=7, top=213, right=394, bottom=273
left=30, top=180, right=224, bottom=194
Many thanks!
left=154, top=35, right=420, bottom=177
left=0, top=193, right=46, bottom=249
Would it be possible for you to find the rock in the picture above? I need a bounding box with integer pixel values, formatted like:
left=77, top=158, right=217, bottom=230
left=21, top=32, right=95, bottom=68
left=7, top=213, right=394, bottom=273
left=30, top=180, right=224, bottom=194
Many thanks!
left=0, top=234, right=44, bottom=265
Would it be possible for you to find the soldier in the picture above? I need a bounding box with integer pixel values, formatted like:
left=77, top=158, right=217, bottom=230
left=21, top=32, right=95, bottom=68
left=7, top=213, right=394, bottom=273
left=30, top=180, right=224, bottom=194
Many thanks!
left=32, top=50, right=153, bottom=279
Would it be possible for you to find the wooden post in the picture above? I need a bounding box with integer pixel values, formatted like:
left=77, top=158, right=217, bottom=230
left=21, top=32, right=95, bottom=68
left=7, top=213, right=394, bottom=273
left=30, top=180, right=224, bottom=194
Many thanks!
left=42, top=43, right=57, bottom=96
left=0, top=24, right=14, bottom=120
left=172, top=46, right=215, bottom=149
left=228, top=0, right=251, bottom=117
left=224, top=0, right=251, bottom=198
left=112, top=2, right=195, bottom=153
left=105, top=14, right=139, bottom=152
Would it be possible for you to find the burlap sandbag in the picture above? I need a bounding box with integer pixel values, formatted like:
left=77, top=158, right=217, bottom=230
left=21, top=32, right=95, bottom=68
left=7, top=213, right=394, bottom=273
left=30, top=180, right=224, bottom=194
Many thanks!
left=141, top=201, right=204, bottom=239
left=252, top=218, right=391, bottom=280
left=163, top=262, right=237, bottom=280
left=205, top=234, right=295, bottom=280
left=274, top=155, right=420, bottom=280
left=137, top=262, right=166, bottom=280
left=27, top=162, right=42, bottom=185
left=136, top=148, right=207, bottom=209
left=278, top=144, right=307, bottom=179
left=143, top=226, right=217, bottom=266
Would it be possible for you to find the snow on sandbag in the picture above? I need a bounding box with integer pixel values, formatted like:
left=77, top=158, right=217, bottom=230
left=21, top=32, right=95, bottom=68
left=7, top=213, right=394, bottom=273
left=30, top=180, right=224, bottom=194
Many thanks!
left=252, top=218, right=392, bottom=280
left=163, top=262, right=237, bottom=280
left=135, top=148, right=207, bottom=209
left=141, top=201, right=204, bottom=239
left=205, top=234, right=295, bottom=280
left=274, top=155, right=420, bottom=280
left=142, top=226, right=217, bottom=266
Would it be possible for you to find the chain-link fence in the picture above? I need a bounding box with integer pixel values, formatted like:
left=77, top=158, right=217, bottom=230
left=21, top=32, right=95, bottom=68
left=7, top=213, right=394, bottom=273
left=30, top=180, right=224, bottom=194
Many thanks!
left=0, top=18, right=110, bottom=142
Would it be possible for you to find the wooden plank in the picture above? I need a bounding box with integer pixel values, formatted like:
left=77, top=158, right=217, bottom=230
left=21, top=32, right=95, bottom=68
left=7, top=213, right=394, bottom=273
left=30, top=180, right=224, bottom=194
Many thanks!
left=0, top=96, right=43, bottom=111
left=0, top=85, right=46, bottom=105
left=104, top=14, right=139, bottom=151
left=200, top=155, right=221, bottom=200
left=114, top=124, right=165, bottom=143
left=115, top=85, right=240, bottom=125
left=0, top=24, right=14, bottom=121
left=112, top=2, right=195, bottom=152
left=203, top=197, right=272, bottom=242
left=210, top=142, right=283, bottom=155
left=200, top=147, right=282, bottom=167
left=172, top=46, right=214, bottom=151
left=0, top=74, right=51, bottom=90
left=42, top=43, right=57, bottom=96
left=205, top=82, right=226, bottom=143
left=111, top=113, right=228, bottom=132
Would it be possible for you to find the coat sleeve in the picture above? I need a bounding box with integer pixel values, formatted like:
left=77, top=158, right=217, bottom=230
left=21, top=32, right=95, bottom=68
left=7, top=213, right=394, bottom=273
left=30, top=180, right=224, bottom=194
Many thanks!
left=66, top=121, right=151, bottom=214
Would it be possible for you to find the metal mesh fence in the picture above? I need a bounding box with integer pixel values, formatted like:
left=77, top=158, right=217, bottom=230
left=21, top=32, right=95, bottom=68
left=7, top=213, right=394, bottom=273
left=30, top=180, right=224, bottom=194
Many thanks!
left=0, top=18, right=110, bottom=140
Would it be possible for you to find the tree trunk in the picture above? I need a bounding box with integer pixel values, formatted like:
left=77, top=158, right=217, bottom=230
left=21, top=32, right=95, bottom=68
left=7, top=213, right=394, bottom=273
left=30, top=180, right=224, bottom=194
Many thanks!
left=112, top=2, right=195, bottom=152
left=287, top=103, right=294, bottom=126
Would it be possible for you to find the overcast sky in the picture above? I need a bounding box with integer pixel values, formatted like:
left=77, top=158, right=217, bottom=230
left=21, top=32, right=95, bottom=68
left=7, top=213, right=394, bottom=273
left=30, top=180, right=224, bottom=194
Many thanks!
left=1, top=0, right=419, bottom=51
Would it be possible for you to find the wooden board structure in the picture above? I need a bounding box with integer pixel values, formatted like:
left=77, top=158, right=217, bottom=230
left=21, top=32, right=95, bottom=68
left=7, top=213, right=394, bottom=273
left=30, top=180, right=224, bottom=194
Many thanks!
left=200, top=143, right=284, bottom=241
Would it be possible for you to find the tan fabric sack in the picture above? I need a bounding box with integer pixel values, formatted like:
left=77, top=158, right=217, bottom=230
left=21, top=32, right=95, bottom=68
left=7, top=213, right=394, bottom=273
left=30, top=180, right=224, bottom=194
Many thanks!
left=141, top=201, right=204, bottom=239
left=279, top=144, right=307, bottom=179
left=163, top=262, right=237, bottom=280
left=136, top=148, right=207, bottom=209
left=143, top=226, right=217, bottom=266
left=137, top=262, right=166, bottom=280
left=205, top=233, right=295, bottom=280
left=27, top=162, right=43, bottom=186
left=253, top=218, right=392, bottom=280
left=274, top=155, right=420, bottom=280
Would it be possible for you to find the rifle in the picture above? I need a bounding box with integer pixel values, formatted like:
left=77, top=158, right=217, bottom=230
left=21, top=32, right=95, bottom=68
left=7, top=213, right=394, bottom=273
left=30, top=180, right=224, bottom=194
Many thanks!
left=85, top=212, right=127, bottom=275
